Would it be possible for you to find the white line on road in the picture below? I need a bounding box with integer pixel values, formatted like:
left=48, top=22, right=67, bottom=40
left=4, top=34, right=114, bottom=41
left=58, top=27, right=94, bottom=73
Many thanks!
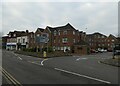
left=27, top=61, right=41, bottom=66
left=12, top=53, right=23, bottom=60
left=18, top=56, right=22, bottom=60
left=76, top=58, right=87, bottom=61
left=54, top=68, right=111, bottom=84
left=41, top=59, right=48, bottom=66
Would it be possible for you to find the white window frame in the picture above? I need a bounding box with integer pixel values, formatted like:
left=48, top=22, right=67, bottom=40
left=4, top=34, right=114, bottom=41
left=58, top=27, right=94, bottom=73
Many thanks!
left=62, top=38, right=68, bottom=43
left=54, top=30, right=57, bottom=36
left=73, top=31, right=75, bottom=35
left=73, top=39, right=75, bottom=43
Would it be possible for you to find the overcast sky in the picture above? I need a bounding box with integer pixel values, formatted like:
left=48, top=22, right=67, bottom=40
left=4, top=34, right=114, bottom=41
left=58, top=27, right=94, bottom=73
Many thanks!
left=1, top=0, right=118, bottom=36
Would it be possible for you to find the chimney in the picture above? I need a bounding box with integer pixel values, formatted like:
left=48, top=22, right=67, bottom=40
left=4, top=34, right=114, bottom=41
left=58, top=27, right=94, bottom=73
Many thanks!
left=26, top=30, right=29, bottom=33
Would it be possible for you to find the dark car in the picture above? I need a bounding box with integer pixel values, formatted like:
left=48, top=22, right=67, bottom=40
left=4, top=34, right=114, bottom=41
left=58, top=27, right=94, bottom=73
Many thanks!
left=113, top=44, right=120, bottom=57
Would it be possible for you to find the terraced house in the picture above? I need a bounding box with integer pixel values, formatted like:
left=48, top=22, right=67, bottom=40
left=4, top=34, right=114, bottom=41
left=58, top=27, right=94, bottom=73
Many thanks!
left=6, top=31, right=27, bottom=50
left=16, top=30, right=35, bottom=50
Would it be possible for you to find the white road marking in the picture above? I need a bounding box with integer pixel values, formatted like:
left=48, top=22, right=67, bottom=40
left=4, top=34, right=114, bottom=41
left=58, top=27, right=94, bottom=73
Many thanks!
left=18, top=56, right=22, bottom=60
left=54, top=68, right=111, bottom=84
left=76, top=58, right=87, bottom=61
left=12, top=53, right=23, bottom=60
left=27, top=61, right=42, bottom=66
left=73, top=56, right=80, bottom=57
left=41, top=59, right=48, bottom=66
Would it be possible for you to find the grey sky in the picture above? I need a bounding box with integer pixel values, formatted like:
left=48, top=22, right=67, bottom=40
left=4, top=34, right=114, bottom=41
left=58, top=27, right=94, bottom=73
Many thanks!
left=1, top=0, right=118, bottom=36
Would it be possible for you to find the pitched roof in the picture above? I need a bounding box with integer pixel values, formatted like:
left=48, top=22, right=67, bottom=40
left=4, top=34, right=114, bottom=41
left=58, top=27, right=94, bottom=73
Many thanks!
left=108, top=34, right=116, bottom=38
left=38, top=28, right=44, bottom=32
left=86, top=32, right=107, bottom=37
left=7, top=31, right=27, bottom=37
left=47, top=23, right=76, bottom=32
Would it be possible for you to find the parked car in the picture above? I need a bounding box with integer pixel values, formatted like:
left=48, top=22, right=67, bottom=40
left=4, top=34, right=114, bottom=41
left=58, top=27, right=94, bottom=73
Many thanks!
left=97, top=49, right=107, bottom=53
left=113, top=44, right=120, bottom=57
left=90, top=49, right=98, bottom=53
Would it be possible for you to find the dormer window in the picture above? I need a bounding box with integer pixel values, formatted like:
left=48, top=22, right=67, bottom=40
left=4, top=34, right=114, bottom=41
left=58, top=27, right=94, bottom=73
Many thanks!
left=37, top=34, right=40, bottom=37
left=14, top=34, right=16, bottom=37
left=9, top=34, right=11, bottom=37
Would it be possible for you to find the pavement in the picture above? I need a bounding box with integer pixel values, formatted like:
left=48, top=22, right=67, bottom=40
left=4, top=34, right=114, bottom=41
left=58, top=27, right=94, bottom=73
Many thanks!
left=1, top=50, right=119, bottom=85
left=100, top=58, right=120, bottom=67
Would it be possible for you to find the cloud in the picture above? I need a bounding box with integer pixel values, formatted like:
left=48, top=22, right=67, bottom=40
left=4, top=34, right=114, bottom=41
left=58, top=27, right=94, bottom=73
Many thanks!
left=1, top=2, right=118, bottom=36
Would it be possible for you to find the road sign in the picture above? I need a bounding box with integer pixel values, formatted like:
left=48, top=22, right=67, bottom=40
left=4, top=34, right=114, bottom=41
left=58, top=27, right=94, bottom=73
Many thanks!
left=36, top=33, right=49, bottom=43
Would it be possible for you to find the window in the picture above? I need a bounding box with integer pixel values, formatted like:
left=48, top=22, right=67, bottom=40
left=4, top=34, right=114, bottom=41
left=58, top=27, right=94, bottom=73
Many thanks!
left=112, top=39, right=114, bottom=42
left=89, top=39, right=91, bottom=41
left=98, top=35, right=100, bottom=38
left=54, top=40, right=56, bottom=43
left=63, top=30, right=67, bottom=35
left=14, top=34, right=16, bottom=37
left=102, top=36, right=105, bottom=38
left=59, top=40, right=60, bottom=43
left=37, top=34, right=40, bottom=37
left=58, top=30, right=60, bottom=35
left=94, top=35, right=96, bottom=38
left=31, top=34, right=33, bottom=38
left=73, top=31, right=75, bottom=35
left=54, top=30, right=57, bottom=36
left=61, top=47, right=63, bottom=50
left=18, top=39, right=20, bottom=43
left=58, top=47, right=60, bottom=50
left=62, top=38, right=68, bottom=43
left=73, top=39, right=75, bottom=43
left=78, top=33, right=79, bottom=36
left=23, top=39, right=25, bottom=43
left=9, top=35, right=11, bottom=37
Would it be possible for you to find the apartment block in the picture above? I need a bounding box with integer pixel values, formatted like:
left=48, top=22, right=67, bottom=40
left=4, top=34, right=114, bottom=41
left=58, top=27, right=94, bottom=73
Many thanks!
left=34, top=23, right=88, bottom=53
left=86, top=32, right=117, bottom=51
left=3, top=23, right=119, bottom=54
left=105, top=34, right=117, bottom=51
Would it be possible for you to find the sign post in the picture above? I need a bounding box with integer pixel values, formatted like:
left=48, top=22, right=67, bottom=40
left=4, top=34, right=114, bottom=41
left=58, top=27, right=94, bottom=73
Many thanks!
left=36, top=33, right=49, bottom=58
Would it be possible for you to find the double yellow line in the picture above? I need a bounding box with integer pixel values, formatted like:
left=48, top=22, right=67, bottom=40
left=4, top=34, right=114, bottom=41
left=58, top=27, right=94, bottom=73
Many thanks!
left=0, top=66, right=22, bottom=86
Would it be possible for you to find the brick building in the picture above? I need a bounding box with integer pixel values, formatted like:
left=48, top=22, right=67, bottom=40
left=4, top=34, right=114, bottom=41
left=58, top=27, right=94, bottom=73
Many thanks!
left=74, top=40, right=89, bottom=55
left=5, top=30, right=35, bottom=50
left=86, top=32, right=117, bottom=51
left=34, top=23, right=88, bottom=53
left=16, top=30, right=35, bottom=50
left=86, top=32, right=107, bottom=50
left=105, top=34, right=117, bottom=51
left=6, top=31, right=27, bottom=50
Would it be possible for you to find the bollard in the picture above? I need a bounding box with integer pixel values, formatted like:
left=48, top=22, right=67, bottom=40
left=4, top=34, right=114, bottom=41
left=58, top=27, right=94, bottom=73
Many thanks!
left=43, top=51, right=47, bottom=58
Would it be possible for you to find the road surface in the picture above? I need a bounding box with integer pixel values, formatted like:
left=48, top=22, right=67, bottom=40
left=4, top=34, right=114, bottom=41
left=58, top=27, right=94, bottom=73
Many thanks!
left=1, top=50, right=119, bottom=85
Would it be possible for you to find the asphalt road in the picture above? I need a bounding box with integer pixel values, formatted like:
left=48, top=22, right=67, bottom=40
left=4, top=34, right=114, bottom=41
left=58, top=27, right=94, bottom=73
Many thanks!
left=1, top=50, right=119, bottom=84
